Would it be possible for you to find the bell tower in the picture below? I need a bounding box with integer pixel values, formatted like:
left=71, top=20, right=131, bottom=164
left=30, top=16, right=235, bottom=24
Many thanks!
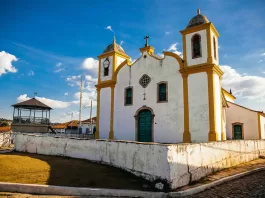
left=181, top=8, right=220, bottom=67
left=180, top=9, right=223, bottom=143
left=95, top=37, right=130, bottom=140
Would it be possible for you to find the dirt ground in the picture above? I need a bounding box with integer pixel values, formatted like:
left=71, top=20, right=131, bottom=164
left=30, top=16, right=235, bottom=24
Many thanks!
left=0, top=152, right=154, bottom=191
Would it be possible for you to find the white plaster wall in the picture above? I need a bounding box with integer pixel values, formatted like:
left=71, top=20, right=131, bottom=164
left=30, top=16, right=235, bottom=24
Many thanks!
left=100, top=56, right=113, bottom=81
left=116, top=56, right=125, bottom=69
left=214, top=73, right=222, bottom=140
left=15, top=134, right=265, bottom=190
left=99, top=88, right=111, bottom=139
left=114, top=52, right=184, bottom=143
left=226, top=102, right=259, bottom=140
left=211, top=31, right=219, bottom=65
left=188, top=72, right=209, bottom=142
left=80, top=123, right=96, bottom=134
left=186, top=30, right=207, bottom=66
left=260, top=115, right=265, bottom=139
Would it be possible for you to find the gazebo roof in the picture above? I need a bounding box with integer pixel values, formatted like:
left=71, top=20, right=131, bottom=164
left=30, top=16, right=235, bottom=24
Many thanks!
left=12, top=98, right=52, bottom=110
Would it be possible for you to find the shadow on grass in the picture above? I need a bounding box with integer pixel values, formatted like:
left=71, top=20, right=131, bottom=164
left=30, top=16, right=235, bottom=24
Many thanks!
left=1, top=152, right=155, bottom=191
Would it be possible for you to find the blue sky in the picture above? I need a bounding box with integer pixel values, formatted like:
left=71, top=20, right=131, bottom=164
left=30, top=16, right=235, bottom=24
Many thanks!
left=0, top=0, right=265, bottom=122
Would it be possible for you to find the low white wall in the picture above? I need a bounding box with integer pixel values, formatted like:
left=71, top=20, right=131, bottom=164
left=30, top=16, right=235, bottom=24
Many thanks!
left=0, top=132, right=12, bottom=147
left=15, top=134, right=265, bottom=190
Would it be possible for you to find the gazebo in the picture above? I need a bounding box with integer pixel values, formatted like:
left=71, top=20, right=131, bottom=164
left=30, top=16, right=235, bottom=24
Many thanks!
left=11, top=98, right=52, bottom=133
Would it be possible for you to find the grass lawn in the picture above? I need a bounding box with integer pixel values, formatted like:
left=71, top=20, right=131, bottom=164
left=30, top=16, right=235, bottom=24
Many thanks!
left=0, top=152, right=154, bottom=191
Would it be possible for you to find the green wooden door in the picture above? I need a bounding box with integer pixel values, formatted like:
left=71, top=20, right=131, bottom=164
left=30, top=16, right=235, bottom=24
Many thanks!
left=233, top=125, right=243, bottom=140
left=138, top=110, right=152, bottom=142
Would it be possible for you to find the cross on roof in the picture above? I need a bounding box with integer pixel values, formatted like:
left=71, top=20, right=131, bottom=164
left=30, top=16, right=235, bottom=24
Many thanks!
left=144, top=36, right=149, bottom=47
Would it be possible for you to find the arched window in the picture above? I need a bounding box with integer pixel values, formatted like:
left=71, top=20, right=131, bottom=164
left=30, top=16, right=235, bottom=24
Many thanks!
left=192, top=34, right=201, bottom=59
left=104, top=67, right=109, bottom=76
left=157, top=82, right=168, bottom=102
left=213, top=36, right=217, bottom=60
left=125, top=87, right=133, bottom=105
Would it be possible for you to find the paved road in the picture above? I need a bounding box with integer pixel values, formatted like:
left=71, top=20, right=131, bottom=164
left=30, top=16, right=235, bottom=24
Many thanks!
left=187, top=170, right=265, bottom=198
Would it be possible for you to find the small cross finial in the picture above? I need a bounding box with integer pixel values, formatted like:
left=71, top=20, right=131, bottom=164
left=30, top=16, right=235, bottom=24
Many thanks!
left=144, top=36, right=149, bottom=47
left=197, top=8, right=201, bottom=15
left=113, top=35, right=116, bottom=43
left=229, top=89, right=232, bottom=95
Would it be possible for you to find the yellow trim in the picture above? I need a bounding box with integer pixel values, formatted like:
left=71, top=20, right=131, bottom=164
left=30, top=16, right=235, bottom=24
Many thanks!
left=206, top=28, right=213, bottom=64
left=113, top=54, right=116, bottom=76
left=258, top=112, right=261, bottom=139
left=207, top=70, right=218, bottom=141
left=179, top=64, right=224, bottom=77
left=180, top=22, right=220, bottom=37
left=163, top=51, right=184, bottom=69
left=98, top=51, right=130, bottom=59
left=95, top=88, right=100, bottom=139
left=98, top=59, right=101, bottom=83
left=139, top=46, right=155, bottom=54
left=182, top=34, right=187, bottom=68
left=109, top=85, right=115, bottom=140
left=182, top=73, right=191, bottom=143
left=222, top=88, right=236, bottom=101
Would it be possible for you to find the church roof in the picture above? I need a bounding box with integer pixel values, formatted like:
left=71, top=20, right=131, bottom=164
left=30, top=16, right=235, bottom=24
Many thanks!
left=103, top=37, right=126, bottom=54
left=186, top=8, right=209, bottom=29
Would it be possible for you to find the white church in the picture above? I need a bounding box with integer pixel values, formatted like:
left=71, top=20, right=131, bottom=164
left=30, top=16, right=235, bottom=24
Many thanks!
left=95, top=9, right=265, bottom=143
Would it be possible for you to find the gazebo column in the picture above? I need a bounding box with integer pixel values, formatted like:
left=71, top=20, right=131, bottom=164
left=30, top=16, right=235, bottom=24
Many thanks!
left=13, top=107, right=15, bottom=121
left=33, top=109, right=36, bottom=124
left=29, top=109, right=32, bottom=123
left=48, top=110, right=50, bottom=125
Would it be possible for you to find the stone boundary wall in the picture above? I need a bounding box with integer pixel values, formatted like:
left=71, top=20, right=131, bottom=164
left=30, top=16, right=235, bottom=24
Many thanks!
left=14, top=134, right=265, bottom=190
left=0, top=132, right=12, bottom=148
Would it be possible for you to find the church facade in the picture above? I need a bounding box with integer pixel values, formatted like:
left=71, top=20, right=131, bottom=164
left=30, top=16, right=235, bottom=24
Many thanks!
left=95, top=10, right=265, bottom=143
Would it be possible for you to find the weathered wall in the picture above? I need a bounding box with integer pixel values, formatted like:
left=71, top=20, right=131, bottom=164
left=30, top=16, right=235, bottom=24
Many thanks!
left=15, top=134, right=265, bottom=190
left=114, top=52, right=184, bottom=143
left=99, top=87, right=111, bottom=139
left=259, top=114, right=265, bottom=139
left=188, top=72, right=209, bottom=142
left=0, top=132, right=12, bottom=147
left=226, top=102, right=259, bottom=140
left=214, top=73, right=222, bottom=140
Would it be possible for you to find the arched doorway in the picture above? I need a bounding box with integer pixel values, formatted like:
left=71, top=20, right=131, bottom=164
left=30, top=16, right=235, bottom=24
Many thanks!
left=135, top=107, right=154, bottom=142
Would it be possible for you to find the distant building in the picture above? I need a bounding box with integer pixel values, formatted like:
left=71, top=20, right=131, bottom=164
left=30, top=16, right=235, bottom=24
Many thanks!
left=80, top=117, right=96, bottom=134
left=51, top=120, right=79, bottom=134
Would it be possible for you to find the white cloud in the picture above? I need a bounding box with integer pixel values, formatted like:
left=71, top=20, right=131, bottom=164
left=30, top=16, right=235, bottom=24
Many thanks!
left=54, top=68, right=65, bottom=73
left=0, top=51, right=18, bottom=76
left=56, top=62, right=63, bottom=67
left=164, top=43, right=183, bottom=58
left=261, top=53, right=265, bottom=56
left=81, top=58, right=98, bottom=71
left=105, top=26, right=114, bottom=32
left=17, top=94, right=71, bottom=109
left=74, top=91, right=97, bottom=107
left=28, top=70, right=34, bottom=76
left=120, top=40, right=124, bottom=46
left=64, top=92, right=68, bottom=96
left=258, top=60, right=263, bottom=63
left=221, top=65, right=265, bottom=106
left=165, top=32, right=171, bottom=36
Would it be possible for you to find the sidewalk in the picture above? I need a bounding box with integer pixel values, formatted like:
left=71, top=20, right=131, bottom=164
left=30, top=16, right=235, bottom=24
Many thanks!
left=173, top=156, right=265, bottom=192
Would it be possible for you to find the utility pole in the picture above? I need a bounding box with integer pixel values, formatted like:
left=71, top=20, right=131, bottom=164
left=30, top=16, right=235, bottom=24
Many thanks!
left=79, top=76, right=83, bottom=133
left=90, top=100, right=92, bottom=133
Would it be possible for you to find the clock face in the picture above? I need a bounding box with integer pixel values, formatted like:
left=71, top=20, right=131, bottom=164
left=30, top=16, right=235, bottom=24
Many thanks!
left=103, top=58, right=110, bottom=68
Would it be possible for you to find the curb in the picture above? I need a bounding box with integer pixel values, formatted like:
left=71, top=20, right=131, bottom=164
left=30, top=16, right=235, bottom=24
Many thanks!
left=0, top=182, right=167, bottom=198
left=0, top=148, right=14, bottom=154
left=168, top=166, right=265, bottom=197
left=0, top=167, right=264, bottom=197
